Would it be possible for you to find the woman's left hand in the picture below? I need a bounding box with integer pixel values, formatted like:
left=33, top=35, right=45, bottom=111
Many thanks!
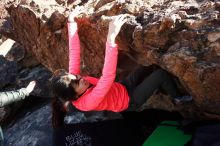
left=107, top=15, right=128, bottom=44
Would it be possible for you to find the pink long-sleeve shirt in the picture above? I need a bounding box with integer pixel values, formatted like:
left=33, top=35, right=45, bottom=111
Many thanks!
left=68, top=22, right=129, bottom=112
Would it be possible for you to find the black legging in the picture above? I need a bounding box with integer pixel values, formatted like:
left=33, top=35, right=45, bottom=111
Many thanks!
left=120, top=65, right=181, bottom=111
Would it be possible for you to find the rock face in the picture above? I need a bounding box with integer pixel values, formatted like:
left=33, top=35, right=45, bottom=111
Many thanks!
left=1, top=0, right=220, bottom=119
left=0, top=55, right=17, bottom=89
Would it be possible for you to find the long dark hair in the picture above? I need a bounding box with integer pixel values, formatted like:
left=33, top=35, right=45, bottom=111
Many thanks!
left=50, top=69, right=77, bottom=129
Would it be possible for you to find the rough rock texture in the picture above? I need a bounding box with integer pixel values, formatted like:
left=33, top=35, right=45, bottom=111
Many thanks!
left=0, top=55, right=17, bottom=89
left=0, top=0, right=8, bottom=19
left=1, top=0, right=220, bottom=119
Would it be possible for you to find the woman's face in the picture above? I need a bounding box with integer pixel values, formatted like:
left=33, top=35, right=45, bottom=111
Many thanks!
left=68, top=74, right=90, bottom=96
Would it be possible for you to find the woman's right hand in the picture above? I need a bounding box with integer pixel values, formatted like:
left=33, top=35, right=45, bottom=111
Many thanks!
left=68, top=6, right=84, bottom=22
left=107, top=15, right=127, bottom=44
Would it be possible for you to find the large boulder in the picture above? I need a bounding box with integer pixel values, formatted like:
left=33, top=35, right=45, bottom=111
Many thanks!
left=1, top=0, right=220, bottom=119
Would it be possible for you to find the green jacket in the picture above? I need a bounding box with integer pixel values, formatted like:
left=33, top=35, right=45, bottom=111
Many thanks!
left=0, top=88, right=29, bottom=107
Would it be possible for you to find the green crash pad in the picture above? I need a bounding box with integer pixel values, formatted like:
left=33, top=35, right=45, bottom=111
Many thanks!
left=143, top=121, right=192, bottom=146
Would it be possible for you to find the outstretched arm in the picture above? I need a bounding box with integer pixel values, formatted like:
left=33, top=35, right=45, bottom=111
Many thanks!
left=75, top=15, right=127, bottom=110
left=68, top=7, right=84, bottom=74
left=0, top=81, right=36, bottom=107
